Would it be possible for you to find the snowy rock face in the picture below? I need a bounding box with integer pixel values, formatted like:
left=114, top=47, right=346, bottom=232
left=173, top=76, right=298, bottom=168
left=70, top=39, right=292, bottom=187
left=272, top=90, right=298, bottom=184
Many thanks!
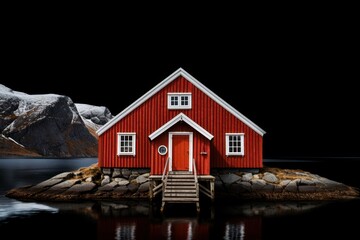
left=75, top=103, right=113, bottom=133
left=0, top=84, right=102, bottom=157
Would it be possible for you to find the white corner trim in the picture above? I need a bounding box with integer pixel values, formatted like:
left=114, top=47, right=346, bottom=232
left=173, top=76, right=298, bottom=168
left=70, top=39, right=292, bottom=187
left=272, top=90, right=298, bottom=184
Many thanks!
left=149, top=113, right=213, bottom=140
left=97, top=68, right=266, bottom=136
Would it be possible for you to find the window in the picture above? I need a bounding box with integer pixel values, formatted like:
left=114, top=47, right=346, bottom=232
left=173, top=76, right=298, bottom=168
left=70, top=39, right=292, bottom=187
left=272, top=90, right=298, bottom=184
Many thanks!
left=117, top=133, right=136, bottom=156
left=158, top=145, right=167, bottom=155
left=226, top=133, right=244, bottom=156
left=168, top=93, right=192, bottom=109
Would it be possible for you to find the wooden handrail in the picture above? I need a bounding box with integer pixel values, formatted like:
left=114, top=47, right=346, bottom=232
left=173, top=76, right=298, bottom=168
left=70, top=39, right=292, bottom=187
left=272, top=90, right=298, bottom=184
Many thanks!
left=162, top=157, right=170, bottom=181
left=193, top=159, right=198, bottom=184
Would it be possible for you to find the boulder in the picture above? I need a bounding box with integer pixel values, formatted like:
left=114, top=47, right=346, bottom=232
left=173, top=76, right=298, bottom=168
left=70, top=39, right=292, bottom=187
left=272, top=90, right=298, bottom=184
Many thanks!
left=262, top=172, right=278, bottom=183
left=220, top=173, right=242, bottom=184
left=66, top=182, right=96, bottom=193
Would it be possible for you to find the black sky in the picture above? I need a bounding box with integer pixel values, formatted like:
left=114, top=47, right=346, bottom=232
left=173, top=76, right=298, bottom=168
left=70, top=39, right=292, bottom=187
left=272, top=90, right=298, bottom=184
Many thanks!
left=1, top=7, right=359, bottom=159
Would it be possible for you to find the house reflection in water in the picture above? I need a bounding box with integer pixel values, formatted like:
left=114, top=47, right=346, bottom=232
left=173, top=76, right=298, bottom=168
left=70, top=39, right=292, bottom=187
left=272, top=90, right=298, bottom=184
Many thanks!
left=97, top=215, right=261, bottom=239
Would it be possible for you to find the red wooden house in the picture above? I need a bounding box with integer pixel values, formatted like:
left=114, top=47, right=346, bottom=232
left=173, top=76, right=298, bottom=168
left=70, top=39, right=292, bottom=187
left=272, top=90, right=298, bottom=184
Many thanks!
left=97, top=68, right=265, bottom=176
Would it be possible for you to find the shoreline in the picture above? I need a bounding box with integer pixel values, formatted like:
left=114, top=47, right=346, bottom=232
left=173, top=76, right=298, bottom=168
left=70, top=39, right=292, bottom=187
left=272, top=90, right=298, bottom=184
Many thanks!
left=6, top=163, right=359, bottom=202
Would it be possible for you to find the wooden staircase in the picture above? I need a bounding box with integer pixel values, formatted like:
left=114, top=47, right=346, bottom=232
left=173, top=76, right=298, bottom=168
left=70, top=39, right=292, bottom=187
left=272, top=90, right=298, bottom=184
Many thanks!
left=161, top=170, right=200, bottom=213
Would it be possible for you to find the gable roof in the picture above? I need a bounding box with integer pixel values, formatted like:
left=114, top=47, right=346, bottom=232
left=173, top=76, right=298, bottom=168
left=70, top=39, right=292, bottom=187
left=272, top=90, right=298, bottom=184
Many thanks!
left=97, top=68, right=266, bottom=136
left=149, top=113, right=214, bottom=140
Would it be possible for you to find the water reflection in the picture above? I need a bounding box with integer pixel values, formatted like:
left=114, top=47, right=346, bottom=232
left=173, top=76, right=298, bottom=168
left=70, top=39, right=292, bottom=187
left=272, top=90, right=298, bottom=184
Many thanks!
left=41, top=200, right=329, bottom=240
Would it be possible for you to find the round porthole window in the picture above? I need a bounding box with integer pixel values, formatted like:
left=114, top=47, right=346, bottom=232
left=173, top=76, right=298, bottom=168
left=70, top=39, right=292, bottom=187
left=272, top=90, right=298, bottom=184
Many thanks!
left=158, top=145, right=167, bottom=155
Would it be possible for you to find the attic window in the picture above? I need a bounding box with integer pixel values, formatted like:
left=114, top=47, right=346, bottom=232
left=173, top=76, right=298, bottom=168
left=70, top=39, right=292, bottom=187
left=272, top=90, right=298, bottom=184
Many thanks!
left=117, top=133, right=136, bottom=156
left=226, top=133, right=244, bottom=156
left=168, top=93, right=192, bottom=109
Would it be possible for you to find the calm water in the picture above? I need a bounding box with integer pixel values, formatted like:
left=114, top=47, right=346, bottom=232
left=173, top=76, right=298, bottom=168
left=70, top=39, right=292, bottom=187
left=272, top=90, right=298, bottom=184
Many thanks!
left=0, top=158, right=359, bottom=240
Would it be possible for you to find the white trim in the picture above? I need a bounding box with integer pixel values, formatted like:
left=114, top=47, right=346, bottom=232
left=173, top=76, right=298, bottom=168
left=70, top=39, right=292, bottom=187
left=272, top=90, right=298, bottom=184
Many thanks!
left=148, top=113, right=213, bottom=140
left=167, top=93, right=192, bottom=109
left=225, top=133, right=244, bottom=156
left=168, top=132, right=193, bottom=172
left=97, top=68, right=266, bottom=136
left=117, top=132, right=136, bottom=156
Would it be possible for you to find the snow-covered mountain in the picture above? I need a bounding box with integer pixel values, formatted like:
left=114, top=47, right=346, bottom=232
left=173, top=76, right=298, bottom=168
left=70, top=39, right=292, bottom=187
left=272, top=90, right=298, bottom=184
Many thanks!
left=0, top=84, right=113, bottom=157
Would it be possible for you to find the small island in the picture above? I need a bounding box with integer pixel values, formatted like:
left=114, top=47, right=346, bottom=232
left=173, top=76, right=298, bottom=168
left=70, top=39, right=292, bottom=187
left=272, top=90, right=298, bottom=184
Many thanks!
left=6, top=163, right=359, bottom=202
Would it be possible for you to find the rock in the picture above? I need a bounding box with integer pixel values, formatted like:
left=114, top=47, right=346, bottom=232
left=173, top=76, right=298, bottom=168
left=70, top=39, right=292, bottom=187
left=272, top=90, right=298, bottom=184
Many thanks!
left=220, top=174, right=242, bottom=184
left=113, top=185, right=128, bottom=194
left=251, top=179, right=266, bottom=190
left=129, top=174, right=139, bottom=182
left=242, top=173, right=253, bottom=182
left=284, top=180, right=299, bottom=192
left=75, top=103, right=113, bottom=125
left=98, top=181, right=118, bottom=191
left=112, top=169, right=122, bottom=178
left=262, top=184, right=275, bottom=192
left=138, top=182, right=150, bottom=192
left=101, top=176, right=110, bottom=186
left=253, top=174, right=260, bottom=179
left=121, top=169, right=131, bottom=179
left=51, top=172, right=74, bottom=179
left=102, top=168, right=111, bottom=175
left=85, top=177, right=92, bottom=182
left=262, top=172, right=278, bottom=183
left=50, top=179, right=80, bottom=190
left=237, top=181, right=252, bottom=192
left=280, top=180, right=291, bottom=186
left=300, top=179, right=315, bottom=186
left=66, top=182, right=96, bottom=193
left=136, top=174, right=149, bottom=184
left=33, top=178, right=64, bottom=189
left=274, top=185, right=283, bottom=192
left=127, top=183, right=139, bottom=192
left=0, top=85, right=98, bottom=157
left=117, top=179, right=130, bottom=186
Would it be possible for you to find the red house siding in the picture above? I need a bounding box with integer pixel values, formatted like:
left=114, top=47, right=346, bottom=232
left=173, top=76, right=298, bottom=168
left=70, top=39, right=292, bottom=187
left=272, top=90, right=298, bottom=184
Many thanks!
left=98, top=75, right=263, bottom=173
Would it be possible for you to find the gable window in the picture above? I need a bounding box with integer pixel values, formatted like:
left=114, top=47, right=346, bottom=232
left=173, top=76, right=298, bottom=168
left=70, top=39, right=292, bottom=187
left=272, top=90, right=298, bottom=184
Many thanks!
left=117, top=133, right=136, bottom=156
left=168, top=93, right=192, bottom=109
left=226, top=133, right=244, bottom=156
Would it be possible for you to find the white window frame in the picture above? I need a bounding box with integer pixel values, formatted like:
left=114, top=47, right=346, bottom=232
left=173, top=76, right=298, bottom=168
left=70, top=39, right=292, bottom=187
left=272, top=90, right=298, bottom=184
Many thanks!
left=117, top=132, right=136, bottom=156
left=226, top=133, right=244, bottom=156
left=167, top=93, right=192, bottom=109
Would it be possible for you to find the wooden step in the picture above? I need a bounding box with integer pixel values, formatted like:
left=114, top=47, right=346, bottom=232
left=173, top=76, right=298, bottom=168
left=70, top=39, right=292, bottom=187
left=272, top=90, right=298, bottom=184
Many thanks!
left=167, top=178, right=195, bottom=182
left=164, top=193, right=197, bottom=197
left=166, top=182, right=195, bottom=186
left=165, top=189, right=196, bottom=193
left=169, top=171, right=191, bottom=175
left=163, top=197, right=199, bottom=202
left=165, top=185, right=196, bottom=189
left=167, top=174, right=194, bottom=178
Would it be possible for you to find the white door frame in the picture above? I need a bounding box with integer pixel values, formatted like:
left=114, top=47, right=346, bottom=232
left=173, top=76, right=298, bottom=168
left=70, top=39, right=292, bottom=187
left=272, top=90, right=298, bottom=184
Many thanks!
left=168, top=132, right=193, bottom=172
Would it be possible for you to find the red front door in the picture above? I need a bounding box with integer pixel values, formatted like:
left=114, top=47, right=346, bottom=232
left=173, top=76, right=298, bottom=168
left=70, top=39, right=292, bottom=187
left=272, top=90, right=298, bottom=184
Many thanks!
left=172, top=135, right=189, bottom=171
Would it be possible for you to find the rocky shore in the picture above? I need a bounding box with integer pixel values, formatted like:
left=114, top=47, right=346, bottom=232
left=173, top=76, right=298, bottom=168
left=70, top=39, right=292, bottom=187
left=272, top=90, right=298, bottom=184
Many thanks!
left=6, top=163, right=359, bottom=202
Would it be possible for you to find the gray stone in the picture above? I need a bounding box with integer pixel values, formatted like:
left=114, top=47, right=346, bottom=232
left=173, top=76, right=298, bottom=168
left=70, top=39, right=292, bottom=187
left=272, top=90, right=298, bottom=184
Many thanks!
left=85, top=177, right=92, bottom=182
left=34, top=178, right=64, bottom=188
left=251, top=179, right=266, bottom=190
left=121, top=169, right=131, bottom=179
left=138, top=182, right=150, bottom=192
left=262, top=172, right=278, bottom=183
left=136, top=174, right=149, bottom=184
left=284, top=180, right=299, bottom=192
left=113, top=185, right=128, bottom=194
left=98, top=181, right=118, bottom=191
left=51, top=172, right=74, bottom=179
left=318, top=177, right=343, bottom=188
left=113, top=178, right=126, bottom=183
left=116, top=179, right=130, bottom=186
left=280, top=180, right=291, bottom=186
left=129, top=174, right=139, bottom=182
left=253, top=174, right=260, bottom=179
left=127, top=183, right=139, bottom=192
left=242, top=173, right=253, bottom=182
left=102, top=168, right=112, bottom=175
left=101, top=176, right=110, bottom=186
left=112, top=168, right=122, bottom=178
left=220, top=173, right=242, bottom=184
left=300, top=179, right=315, bottom=186
left=67, top=182, right=96, bottom=193
left=50, top=179, right=80, bottom=190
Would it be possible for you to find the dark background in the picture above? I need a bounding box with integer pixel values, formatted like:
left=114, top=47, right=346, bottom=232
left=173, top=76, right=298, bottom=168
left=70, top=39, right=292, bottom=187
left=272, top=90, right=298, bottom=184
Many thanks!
left=1, top=6, right=359, bottom=159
